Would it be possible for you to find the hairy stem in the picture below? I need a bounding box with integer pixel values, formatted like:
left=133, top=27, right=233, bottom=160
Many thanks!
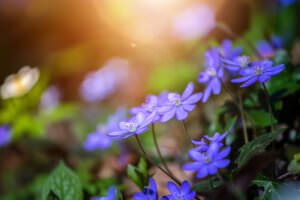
left=134, top=135, right=181, bottom=185
left=151, top=123, right=173, bottom=176
left=262, top=83, right=274, bottom=132
left=238, top=91, right=249, bottom=144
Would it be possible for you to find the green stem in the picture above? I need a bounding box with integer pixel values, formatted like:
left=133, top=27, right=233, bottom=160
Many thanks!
left=151, top=123, right=173, bottom=176
left=262, top=83, right=274, bottom=132
left=134, top=135, right=181, bottom=185
left=223, top=83, right=249, bottom=144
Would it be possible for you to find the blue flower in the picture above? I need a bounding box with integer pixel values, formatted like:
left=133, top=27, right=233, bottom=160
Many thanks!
left=158, top=82, right=202, bottom=122
left=107, top=112, right=156, bottom=139
left=198, top=48, right=224, bottom=102
left=279, top=0, right=298, bottom=6
left=183, top=142, right=231, bottom=178
left=0, top=124, right=11, bottom=147
left=204, top=132, right=227, bottom=145
left=219, top=39, right=243, bottom=60
left=160, top=180, right=195, bottom=200
left=173, top=4, right=215, bottom=40
left=231, top=60, right=285, bottom=87
left=134, top=178, right=158, bottom=200
left=256, top=35, right=283, bottom=59
left=256, top=40, right=276, bottom=59
left=222, top=56, right=251, bottom=72
left=83, top=132, right=112, bottom=151
left=83, top=108, right=127, bottom=151
left=130, top=92, right=168, bottom=123
left=91, top=186, right=117, bottom=200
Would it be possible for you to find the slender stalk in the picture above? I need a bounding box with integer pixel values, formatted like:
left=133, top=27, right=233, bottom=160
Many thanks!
left=262, top=83, right=274, bottom=132
left=134, top=135, right=181, bottom=185
left=223, top=83, right=249, bottom=144
left=238, top=91, right=249, bottom=144
left=151, top=123, right=173, bottom=176
left=181, top=120, right=195, bottom=147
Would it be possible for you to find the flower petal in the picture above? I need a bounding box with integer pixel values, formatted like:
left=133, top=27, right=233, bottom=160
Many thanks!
left=183, top=92, right=202, bottom=104
left=215, top=146, right=231, bottom=160
left=189, top=150, right=205, bottom=161
left=240, top=76, right=258, bottom=87
left=182, top=162, right=203, bottom=171
left=208, top=165, right=218, bottom=175
left=167, top=181, right=180, bottom=196
left=231, top=75, right=251, bottom=83
left=198, top=72, right=210, bottom=83
left=176, top=106, right=188, bottom=121
left=211, top=77, right=221, bottom=94
left=213, top=159, right=230, bottom=168
left=182, top=104, right=196, bottom=112
left=160, top=108, right=176, bottom=122
left=181, top=82, right=194, bottom=100
left=181, top=180, right=191, bottom=195
left=196, top=167, right=208, bottom=178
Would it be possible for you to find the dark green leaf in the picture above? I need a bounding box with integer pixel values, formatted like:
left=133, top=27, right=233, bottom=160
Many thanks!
left=42, top=161, right=83, bottom=200
left=127, top=158, right=149, bottom=190
left=192, top=178, right=221, bottom=191
left=252, top=179, right=281, bottom=200
left=235, top=128, right=285, bottom=168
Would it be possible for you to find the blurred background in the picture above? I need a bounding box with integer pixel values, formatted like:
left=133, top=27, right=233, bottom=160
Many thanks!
left=0, top=0, right=300, bottom=199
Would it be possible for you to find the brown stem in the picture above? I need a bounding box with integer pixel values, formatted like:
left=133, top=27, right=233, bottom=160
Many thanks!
left=134, top=135, right=181, bottom=185
left=151, top=123, right=173, bottom=177
left=262, top=83, right=274, bottom=132
left=181, top=120, right=195, bottom=147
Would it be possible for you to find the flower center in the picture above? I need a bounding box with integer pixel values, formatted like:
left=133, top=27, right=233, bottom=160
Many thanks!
left=255, top=66, right=262, bottom=75
left=128, top=123, right=137, bottom=132
left=204, top=156, right=212, bottom=163
left=175, top=99, right=181, bottom=106
left=207, top=68, right=216, bottom=76
left=240, top=56, right=249, bottom=67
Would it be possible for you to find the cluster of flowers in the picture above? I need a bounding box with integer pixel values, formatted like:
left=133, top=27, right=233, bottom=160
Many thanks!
left=92, top=178, right=196, bottom=200
left=183, top=132, right=230, bottom=178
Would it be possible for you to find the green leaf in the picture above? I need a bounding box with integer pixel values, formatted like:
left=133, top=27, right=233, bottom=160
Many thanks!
left=252, top=179, right=281, bottom=200
left=288, top=153, right=300, bottom=173
left=235, top=128, right=285, bottom=168
left=42, top=161, right=83, bottom=200
left=247, top=110, right=277, bottom=127
left=127, top=158, right=149, bottom=190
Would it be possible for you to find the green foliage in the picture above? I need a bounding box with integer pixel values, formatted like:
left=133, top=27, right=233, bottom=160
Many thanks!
left=235, top=128, right=285, bottom=168
left=127, top=158, right=149, bottom=190
left=42, top=162, right=83, bottom=200
left=288, top=153, right=300, bottom=173
left=252, top=178, right=280, bottom=200
left=246, top=110, right=277, bottom=127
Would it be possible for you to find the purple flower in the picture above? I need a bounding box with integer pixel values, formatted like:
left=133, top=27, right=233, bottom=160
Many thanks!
left=256, top=35, right=283, bottom=59
left=160, top=180, right=195, bottom=200
left=158, top=82, right=202, bottom=122
left=83, top=132, right=112, bottom=151
left=80, top=58, right=128, bottom=102
left=271, top=35, right=283, bottom=49
left=222, top=56, right=251, bottom=72
left=231, top=60, right=285, bottom=87
left=83, top=108, right=127, bottom=151
left=183, top=142, right=231, bottom=178
left=219, top=39, right=243, bottom=60
left=40, top=85, right=61, bottom=109
left=130, top=92, right=168, bottom=123
left=256, top=40, right=276, bottom=59
left=198, top=48, right=224, bottom=102
left=107, top=112, right=156, bottom=139
left=91, top=186, right=117, bottom=200
left=134, top=178, right=158, bottom=200
left=204, top=132, right=227, bottom=145
left=0, top=125, right=11, bottom=147
left=173, top=4, right=215, bottom=40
